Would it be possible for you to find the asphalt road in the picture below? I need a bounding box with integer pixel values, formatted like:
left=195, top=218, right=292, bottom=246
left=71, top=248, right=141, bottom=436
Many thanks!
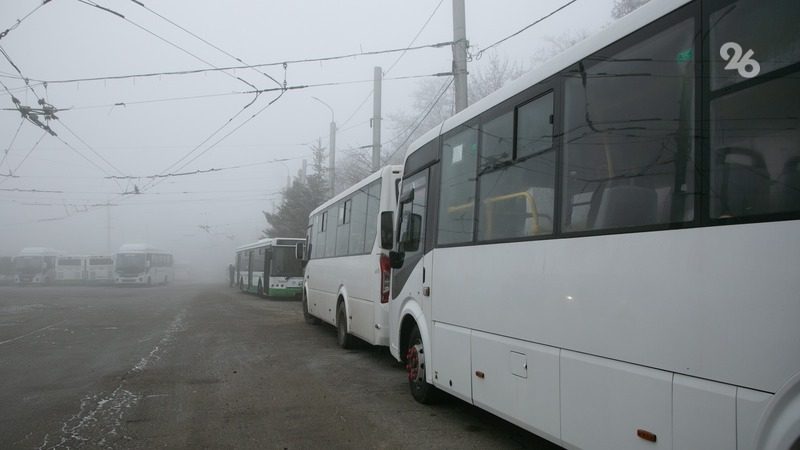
left=0, top=283, right=562, bottom=449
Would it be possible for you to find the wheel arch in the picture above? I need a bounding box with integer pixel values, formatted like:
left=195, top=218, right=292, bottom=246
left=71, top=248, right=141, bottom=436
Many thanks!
left=336, top=285, right=349, bottom=323
left=754, top=371, right=800, bottom=450
left=397, top=301, right=432, bottom=384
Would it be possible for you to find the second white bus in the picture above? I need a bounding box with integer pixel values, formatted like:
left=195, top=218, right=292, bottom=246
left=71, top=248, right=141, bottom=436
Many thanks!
left=303, top=165, right=401, bottom=348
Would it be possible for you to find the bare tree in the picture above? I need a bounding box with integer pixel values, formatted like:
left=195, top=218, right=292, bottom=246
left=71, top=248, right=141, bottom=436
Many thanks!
left=530, top=29, right=591, bottom=65
left=385, top=53, right=524, bottom=165
left=611, top=0, right=651, bottom=19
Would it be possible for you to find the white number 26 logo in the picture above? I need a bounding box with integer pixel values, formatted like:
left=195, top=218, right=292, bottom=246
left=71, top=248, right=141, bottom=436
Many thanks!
left=720, top=42, right=761, bottom=78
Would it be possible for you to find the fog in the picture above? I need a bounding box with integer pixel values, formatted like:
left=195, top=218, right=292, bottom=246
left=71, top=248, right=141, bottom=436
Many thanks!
left=0, top=0, right=616, bottom=281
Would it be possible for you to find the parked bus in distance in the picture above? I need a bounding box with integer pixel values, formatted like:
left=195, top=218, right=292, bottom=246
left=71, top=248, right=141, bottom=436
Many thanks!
left=13, top=247, right=60, bottom=284
left=302, top=165, right=401, bottom=348
left=235, top=238, right=305, bottom=298
left=388, top=1, right=800, bottom=449
left=114, top=244, right=174, bottom=285
left=0, top=256, right=15, bottom=285
left=87, top=256, right=114, bottom=284
left=55, top=255, right=88, bottom=284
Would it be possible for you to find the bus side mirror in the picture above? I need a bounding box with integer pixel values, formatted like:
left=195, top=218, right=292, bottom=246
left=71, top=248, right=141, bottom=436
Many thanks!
left=295, top=242, right=305, bottom=260
left=380, top=211, right=393, bottom=250
left=389, top=251, right=404, bottom=269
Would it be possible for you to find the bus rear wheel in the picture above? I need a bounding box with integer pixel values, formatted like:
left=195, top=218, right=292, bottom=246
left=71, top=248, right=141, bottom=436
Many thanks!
left=336, top=302, right=354, bottom=349
left=406, top=324, right=437, bottom=404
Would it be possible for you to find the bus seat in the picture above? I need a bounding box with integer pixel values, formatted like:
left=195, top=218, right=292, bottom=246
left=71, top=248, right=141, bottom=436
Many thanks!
left=588, top=184, right=658, bottom=229
left=712, top=147, right=770, bottom=217
left=775, top=156, right=800, bottom=212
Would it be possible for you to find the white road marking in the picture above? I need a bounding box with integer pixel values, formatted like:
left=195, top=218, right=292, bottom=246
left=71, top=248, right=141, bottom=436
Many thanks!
left=0, top=320, right=65, bottom=346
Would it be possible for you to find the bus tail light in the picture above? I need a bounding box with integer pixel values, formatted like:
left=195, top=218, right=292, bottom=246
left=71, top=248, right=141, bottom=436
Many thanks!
left=380, top=254, right=391, bottom=303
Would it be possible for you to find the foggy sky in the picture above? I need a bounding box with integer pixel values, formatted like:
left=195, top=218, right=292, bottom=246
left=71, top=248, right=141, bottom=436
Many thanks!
left=0, top=0, right=617, bottom=278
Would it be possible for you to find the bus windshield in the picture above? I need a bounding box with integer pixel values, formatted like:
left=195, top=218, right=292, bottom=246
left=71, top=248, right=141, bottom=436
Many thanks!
left=14, top=256, right=43, bottom=273
left=116, top=254, right=146, bottom=272
left=270, top=246, right=302, bottom=277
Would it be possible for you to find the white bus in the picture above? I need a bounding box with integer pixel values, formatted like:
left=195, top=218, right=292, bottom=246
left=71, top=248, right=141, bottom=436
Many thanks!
left=114, top=244, right=174, bottom=285
left=55, top=255, right=88, bottom=283
left=388, top=1, right=800, bottom=449
left=303, top=165, right=401, bottom=348
left=87, top=256, right=114, bottom=284
left=235, top=238, right=305, bottom=298
left=13, top=247, right=60, bottom=284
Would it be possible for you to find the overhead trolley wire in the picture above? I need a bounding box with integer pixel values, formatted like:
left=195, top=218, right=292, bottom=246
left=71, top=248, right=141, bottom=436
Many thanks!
left=126, top=0, right=283, bottom=90
left=339, top=0, right=447, bottom=130
left=0, top=45, right=45, bottom=103
left=386, top=77, right=454, bottom=163
left=0, top=131, right=47, bottom=186
left=73, top=0, right=260, bottom=93
left=1, top=118, right=24, bottom=170
left=52, top=119, right=127, bottom=177
left=13, top=40, right=455, bottom=87
left=0, top=0, right=54, bottom=41
left=474, top=0, right=579, bottom=59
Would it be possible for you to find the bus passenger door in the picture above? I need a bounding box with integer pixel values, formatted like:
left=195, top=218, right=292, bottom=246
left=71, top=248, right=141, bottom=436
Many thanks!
left=390, top=168, right=432, bottom=355
left=247, top=250, right=254, bottom=290
left=264, top=248, right=271, bottom=294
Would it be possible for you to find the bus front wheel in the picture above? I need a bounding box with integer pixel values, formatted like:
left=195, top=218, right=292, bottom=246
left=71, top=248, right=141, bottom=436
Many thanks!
left=336, top=302, right=354, bottom=349
left=406, top=324, right=437, bottom=404
left=302, top=291, right=320, bottom=325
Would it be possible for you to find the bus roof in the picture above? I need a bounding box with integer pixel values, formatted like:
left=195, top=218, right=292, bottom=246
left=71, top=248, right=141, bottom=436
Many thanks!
left=309, top=164, right=402, bottom=217
left=235, top=237, right=304, bottom=253
left=117, top=243, right=167, bottom=254
left=404, top=0, right=692, bottom=162
left=18, top=247, right=62, bottom=256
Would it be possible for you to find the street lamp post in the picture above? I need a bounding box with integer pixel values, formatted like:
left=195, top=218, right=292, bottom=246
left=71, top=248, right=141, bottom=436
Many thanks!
left=312, top=96, right=336, bottom=197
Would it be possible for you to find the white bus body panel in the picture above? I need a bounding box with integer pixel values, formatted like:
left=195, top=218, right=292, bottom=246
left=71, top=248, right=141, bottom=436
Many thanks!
left=431, top=221, right=799, bottom=394
left=56, top=256, right=87, bottom=282
left=673, top=374, right=737, bottom=450
left=560, top=351, right=673, bottom=450
left=392, top=220, right=798, bottom=448
left=470, top=330, right=561, bottom=443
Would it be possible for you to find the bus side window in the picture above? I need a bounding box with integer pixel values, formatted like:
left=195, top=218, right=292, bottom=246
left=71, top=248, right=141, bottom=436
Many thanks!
left=562, top=15, right=697, bottom=232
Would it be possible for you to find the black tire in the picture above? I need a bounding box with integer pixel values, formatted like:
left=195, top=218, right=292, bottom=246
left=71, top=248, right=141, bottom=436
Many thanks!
left=336, top=302, right=354, bottom=349
left=406, top=324, right=437, bottom=404
left=302, top=291, right=321, bottom=325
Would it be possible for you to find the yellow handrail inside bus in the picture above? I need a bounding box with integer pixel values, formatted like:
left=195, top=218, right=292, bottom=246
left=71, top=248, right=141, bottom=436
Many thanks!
left=444, top=191, right=540, bottom=238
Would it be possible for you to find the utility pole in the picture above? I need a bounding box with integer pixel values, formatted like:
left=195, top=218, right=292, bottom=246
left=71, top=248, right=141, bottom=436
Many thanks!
left=371, top=66, right=382, bottom=172
left=328, top=120, right=336, bottom=196
left=313, top=96, right=336, bottom=197
left=452, top=0, right=469, bottom=113
left=106, top=202, right=111, bottom=254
